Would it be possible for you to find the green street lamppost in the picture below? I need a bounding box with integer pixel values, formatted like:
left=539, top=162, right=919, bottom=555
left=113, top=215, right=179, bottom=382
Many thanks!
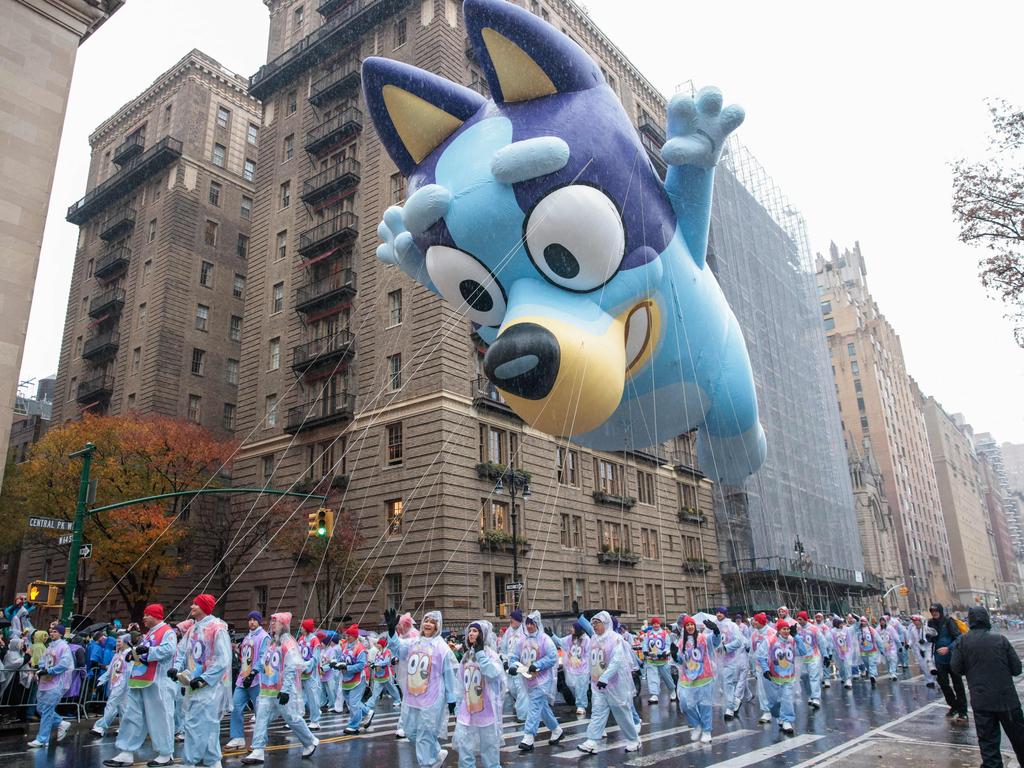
left=495, top=469, right=531, bottom=611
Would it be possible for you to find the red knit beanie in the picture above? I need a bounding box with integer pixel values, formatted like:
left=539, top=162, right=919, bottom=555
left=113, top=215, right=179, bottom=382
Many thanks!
left=301, top=618, right=315, bottom=633
left=345, top=624, right=359, bottom=638
left=144, top=604, right=164, bottom=620
left=192, top=593, right=216, bottom=615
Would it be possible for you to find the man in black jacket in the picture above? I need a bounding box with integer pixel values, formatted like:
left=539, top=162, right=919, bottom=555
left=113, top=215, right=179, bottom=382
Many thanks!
left=951, top=607, right=1024, bottom=767
left=929, top=602, right=968, bottom=722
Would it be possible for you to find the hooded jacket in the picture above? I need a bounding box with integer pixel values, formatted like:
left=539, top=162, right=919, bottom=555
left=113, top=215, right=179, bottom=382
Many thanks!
left=927, top=603, right=961, bottom=667
left=950, top=607, right=1022, bottom=711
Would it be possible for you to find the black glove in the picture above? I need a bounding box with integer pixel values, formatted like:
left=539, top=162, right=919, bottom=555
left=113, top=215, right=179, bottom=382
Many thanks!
left=823, top=657, right=832, bottom=667
left=189, top=677, right=208, bottom=690
left=36, top=668, right=48, bottom=678
left=544, top=626, right=553, bottom=637
left=703, top=619, right=719, bottom=633
left=528, top=664, right=538, bottom=674
left=391, top=657, right=399, bottom=665
left=572, top=600, right=581, bottom=617
left=597, top=680, right=607, bottom=690
left=929, top=669, right=938, bottom=676
left=919, top=639, right=926, bottom=646
left=167, top=668, right=179, bottom=681
left=763, top=670, right=772, bottom=680
left=508, top=665, right=518, bottom=676
left=903, top=643, right=910, bottom=649
left=384, top=608, right=399, bottom=636
left=135, top=648, right=149, bottom=662
left=277, top=692, right=290, bottom=705
left=242, top=673, right=256, bottom=689
left=336, top=662, right=348, bottom=672
left=669, top=642, right=678, bottom=661
left=448, top=701, right=456, bottom=715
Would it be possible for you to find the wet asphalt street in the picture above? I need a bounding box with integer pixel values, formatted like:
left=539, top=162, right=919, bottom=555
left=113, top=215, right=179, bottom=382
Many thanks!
left=3, top=635, right=1022, bottom=768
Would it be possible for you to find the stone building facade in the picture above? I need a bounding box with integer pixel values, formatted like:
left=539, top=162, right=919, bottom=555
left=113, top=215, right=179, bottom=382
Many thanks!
left=0, top=0, right=123, bottom=490
left=226, top=0, right=723, bottom=629
left=816, top=242, right=955, bottom=608
left=848, top=440, right=903, bottom=607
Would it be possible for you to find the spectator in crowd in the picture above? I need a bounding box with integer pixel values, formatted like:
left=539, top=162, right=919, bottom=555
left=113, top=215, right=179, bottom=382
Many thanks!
left=929, top=602, right=968, bottom=723
left=951, top=607, right=1024, bottom=768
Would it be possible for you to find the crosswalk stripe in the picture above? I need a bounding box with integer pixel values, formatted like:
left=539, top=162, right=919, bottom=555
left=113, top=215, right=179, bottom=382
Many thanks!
left=551, top=725, right=693, bottom=759
left=624, top=729, right=757, bottom=767
left=699, top=734, right=824, bottom=767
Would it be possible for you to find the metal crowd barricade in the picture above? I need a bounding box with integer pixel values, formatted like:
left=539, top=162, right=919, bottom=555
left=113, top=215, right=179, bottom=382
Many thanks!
left=0, top=666, right=106, bottom=723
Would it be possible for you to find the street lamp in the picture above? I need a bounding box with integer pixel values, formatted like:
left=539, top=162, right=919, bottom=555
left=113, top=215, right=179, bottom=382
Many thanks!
left=495, top=469, right=530, bottom=611
left=793, top=537, right=810, bottom=608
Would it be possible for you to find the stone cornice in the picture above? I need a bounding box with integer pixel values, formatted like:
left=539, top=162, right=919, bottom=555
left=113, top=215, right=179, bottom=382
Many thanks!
left=14, top=0, right=123, bottom=41
left=89, top=49, right=260, bottom=146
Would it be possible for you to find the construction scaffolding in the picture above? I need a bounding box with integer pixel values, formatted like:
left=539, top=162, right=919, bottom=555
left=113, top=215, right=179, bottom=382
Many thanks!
left=708, top=141, right=873, bottom=611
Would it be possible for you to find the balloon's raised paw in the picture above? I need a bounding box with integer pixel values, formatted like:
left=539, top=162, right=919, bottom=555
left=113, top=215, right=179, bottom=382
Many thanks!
left=662, top=87, right=745, bottom=169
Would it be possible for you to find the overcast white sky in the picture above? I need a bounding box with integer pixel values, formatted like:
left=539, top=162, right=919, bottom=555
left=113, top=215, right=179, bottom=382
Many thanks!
left=20, top=0, right=1024, bottom=442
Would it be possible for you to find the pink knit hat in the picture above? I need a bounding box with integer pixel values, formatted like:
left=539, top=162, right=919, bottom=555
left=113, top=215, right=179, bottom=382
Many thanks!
left=271, top=612, right=292, bottom=627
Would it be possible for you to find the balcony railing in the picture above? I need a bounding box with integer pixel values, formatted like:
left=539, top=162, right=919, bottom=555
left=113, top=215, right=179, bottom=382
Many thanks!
left=76, top=375, right=115, bottom=404
left=298, top=212, right=359, bottom=257
left=301, top=158, right=361, bottom=205
left=67, top=136, right=183, bottom=224
left=284, top=392, right=356, bottom=434
left=94, top=245, right=131, bottom=280
left=249, top=0, right=414, bottom=101
left=112, top=133, right=145, bottom=166
left=471, top=376, right=522, bottom=419
left=99, top=206, right=136, bottom=241
left=305, top=107, right=363, bottom=155
left=309, top=59, right=361, bottom=107
left=291, top=330, right=356, bottom=373
left=82, top=330, right=120, bottom=361
left=87, top=287, right=126, bottom=319
left=295, top=269, right=357, bottom=314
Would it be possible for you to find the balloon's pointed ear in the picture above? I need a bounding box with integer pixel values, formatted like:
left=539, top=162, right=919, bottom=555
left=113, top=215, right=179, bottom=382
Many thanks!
left=361, top=57, right=487, bottom=175
left=464, top=0, right=602, bottom=104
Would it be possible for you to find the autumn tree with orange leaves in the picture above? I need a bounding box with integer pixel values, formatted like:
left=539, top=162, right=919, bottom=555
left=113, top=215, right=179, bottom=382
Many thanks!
left=0, top=414, right=235, bottom=621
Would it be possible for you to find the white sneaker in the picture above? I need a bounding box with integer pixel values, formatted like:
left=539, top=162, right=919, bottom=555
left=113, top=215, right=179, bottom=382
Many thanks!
left=550, top=726, right=564, bottom=744
left=57, top=721, right=70, bottom=741
left=518, top=734, right=535, bottom=751
left=301, top=738, right=319, bottom=758
left=624, top=740, right=642, bottom=752
left=781, top=722, right=794, bottom=734
left=27, top=740, right=46, bottom=748
left=241, top=749, right=265, bottom=764
left=700, top=731, right=712, bottom=744
left=724, top=708, right=734, bottom=720
left=575, top=707, right=586, bottom=717
left=430, top=748, right=448, bottom=768
left=396, top=727, right=407, bottom=739
left=758, top=712, right=771, bottom=724
left=690, top=727, right=702, bottom=742
left=648, top=695, right=658, bottom=704
left=890, top=674, right=898, bottom=681
left=577, top=740, right=599, bottom=754
left=844, top=681, right=853, bottom=689
left=601, top=731, right=608, bottom=739
left=823, top=680, right=831, bottom=688
left=361, top=710, right=375, bottom=729
left=670, top=692, right=677, bottom=701
left=91, top=726, right=105, bottom=737
left=225, top=737, right=246, bottom=749
left=175, top=733, right=185, bottom=742
left=308, top=722, right=320, bottom=730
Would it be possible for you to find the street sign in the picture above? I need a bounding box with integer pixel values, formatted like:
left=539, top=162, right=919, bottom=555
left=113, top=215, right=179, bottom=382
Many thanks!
left=505, top=582, right=524, bottom=592
left=79, top=544, right=93, bottom=559
left=28, top=516, right=73, bottom=532
left=58, top=534, right=73, bottom=546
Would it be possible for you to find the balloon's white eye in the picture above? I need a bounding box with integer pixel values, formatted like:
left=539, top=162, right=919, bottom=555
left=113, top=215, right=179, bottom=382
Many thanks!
left=426, top=246, right=507, bottom=327
left=525, top=185, right=625, bottom=292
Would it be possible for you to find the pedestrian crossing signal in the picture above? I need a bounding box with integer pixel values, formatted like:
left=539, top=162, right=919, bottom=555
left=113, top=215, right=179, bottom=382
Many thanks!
left=308, top=508, right=334, bottom=538
left=898, top=586, right=909, bottom=596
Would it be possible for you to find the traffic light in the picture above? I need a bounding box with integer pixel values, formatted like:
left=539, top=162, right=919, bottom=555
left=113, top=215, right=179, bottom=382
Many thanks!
left=27, top=582, right=41, bottom=602
left=898, top=586, right=909, bottom=596
left=26, top=581, right=63, bottom=608
left=308, top=508, right=334, bottom=538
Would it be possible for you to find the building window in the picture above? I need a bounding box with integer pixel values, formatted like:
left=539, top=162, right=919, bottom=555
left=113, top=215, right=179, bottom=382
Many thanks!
left=598, top=519, right=631, bottom=552
left=164, top=102, right=173, bottom=128
left=208, top=180, right=221, bottom=206
left=237, top=233, right=249, bottom=259
left=276, top=230, right=287, bottom=261
left=212, top=143, right=226, bottom=167
left=74, top=336, right=83, bottom=356
left=640, top=527, right=659, bottom=559
left=241, top=195, right=252, bottom=220
left=266, top=394, right=278, bottom=427
left=599, top=580, right=633, bottom=613
left=279, top=181, right=291, bottom=209
left=262, top=454, right=275, bottom=481
left=269, top=337, right=281, bottom=370
left=847, top=343, right=856, bottom=357
left=86, top=258, right=94, bottom=278
left=394, top=17, right=407, bottom=48
left=138, top=303, right=147, bottom=328
left=560, top=513, right=583, bottom=549
left=286, top=90, right=297, bottom=115
left=233, top=273, right=245, bottom=299
left=199, top=260, right=214, bottom=287
left=216, top=106, right=231, bottom=128
left=820, top=300, right=831, bottom=314
left=283, top=134, right=294, bottom=161
left=127, top=393, right=136, bottom=410
left=190, top=348, right=205, bottom=376
left=226, top=358, right=238, bottom=385
left=386, top=422, right=403, bottom=465
left=479, top=423, right=518, bottom=465
left=141, top=259, right=152, bottom=285
left=386, top=498, right=403, bottom=535
left=851, top=360, right=860, bottom=374
left=387, top=353, right=401, bottom=390
left=222, top=403, right=236, bottom=431
left=678, top=482, right=697, bottom=510
left=482, top=571, right=493, bottom=613
left=229, top=315, right=242, bottom=342
left=384, top=573, right=402, bottom=611
left=562, top=577, right=586, bottom=612
left=644, top=583, right=664, bottom=616
left=195, top=304, right=209, bottom=331
left=854, top=379, right=863, bottom=393
left=204, top=220, right=218, bottom=246
left=243, top=159, right=256, bottom=182
left=132, top=347, right=141, bottom=373
left=389, top=172, right=405, bottom=204
left=823, top=317, right=835, bottom=331
left=148, top=219, right=157, bottom=242
left=387, top=289, right=403, bottom=326
left=857, top=397, right=866, bottom=413
left=636, top=469, right=655, bottom=505
left=556, top=446, right=579, bottom=486
left=247, top=122, right=259, bottom=145
left=188, top=394, right=201, bottom=423
left=860, top=415, right=869, bottom=430
left=68, top=377, right=76, bottom=402
left=594, top=458, right=623, bottom=496
left=272, top=282, right=284, bottom=313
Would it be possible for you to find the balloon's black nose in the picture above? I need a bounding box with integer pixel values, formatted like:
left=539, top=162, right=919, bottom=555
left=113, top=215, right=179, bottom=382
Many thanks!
left=483, top=323, right=560, bottom=401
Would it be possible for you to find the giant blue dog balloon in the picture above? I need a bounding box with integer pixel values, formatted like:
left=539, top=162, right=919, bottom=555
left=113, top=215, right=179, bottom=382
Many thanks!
left=363, top=0, right=766, bottom=484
